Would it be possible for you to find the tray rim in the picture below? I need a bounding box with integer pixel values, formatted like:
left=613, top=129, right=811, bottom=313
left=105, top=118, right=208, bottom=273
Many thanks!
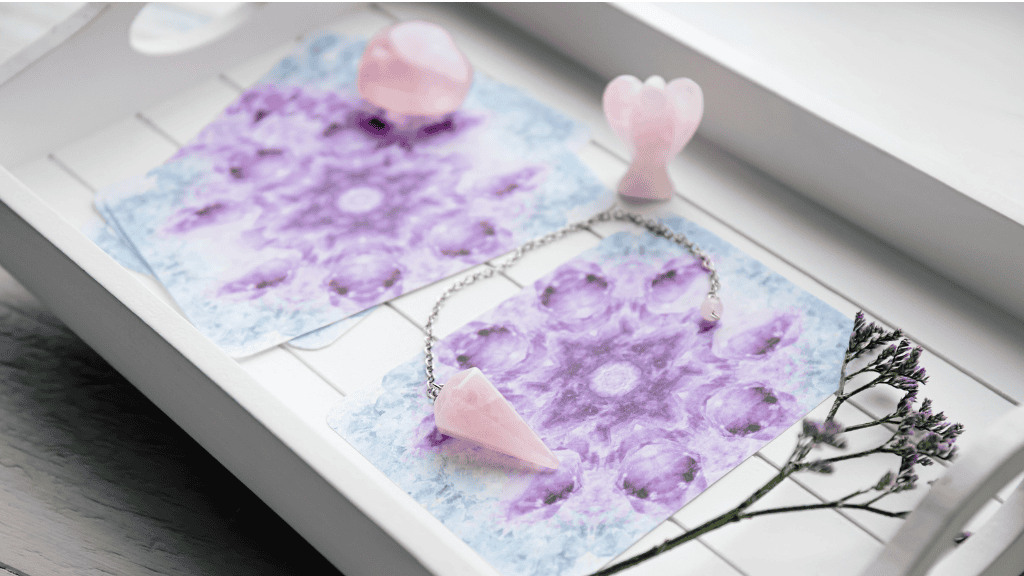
left=0, top=164, right=499, bottom=575
left=482, top=1, right=1024, bottom=324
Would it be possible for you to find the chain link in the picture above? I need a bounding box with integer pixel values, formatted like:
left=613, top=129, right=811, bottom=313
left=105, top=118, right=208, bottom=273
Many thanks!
left=424, top=206, right=720, bottom=400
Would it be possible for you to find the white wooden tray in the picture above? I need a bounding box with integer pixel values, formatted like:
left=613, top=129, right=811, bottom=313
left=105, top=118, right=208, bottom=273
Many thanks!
left=1, top=4, right=1022, bottom=575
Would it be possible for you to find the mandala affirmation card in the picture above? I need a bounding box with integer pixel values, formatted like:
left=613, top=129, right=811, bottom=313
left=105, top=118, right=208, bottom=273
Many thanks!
left=328, top=216, right=853, bottom=576
left=95, top=33, right=610, bottom=356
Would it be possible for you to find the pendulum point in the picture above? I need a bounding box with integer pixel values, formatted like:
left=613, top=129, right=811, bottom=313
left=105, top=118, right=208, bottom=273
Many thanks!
left=434, top=368, right=559, bottom=470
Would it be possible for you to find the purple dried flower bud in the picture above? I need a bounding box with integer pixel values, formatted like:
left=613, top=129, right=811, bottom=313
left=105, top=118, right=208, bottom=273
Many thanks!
left=800, top=419, right=846, bottom=448
left=893, top=376, right=919, bottom=391
left=897, top=391, right=918, bottom=414
left=917, top=432, right=941, bottom=452
left=899, top=453, right=920, bottom=472
left=801, top=420, right=824, bottom=438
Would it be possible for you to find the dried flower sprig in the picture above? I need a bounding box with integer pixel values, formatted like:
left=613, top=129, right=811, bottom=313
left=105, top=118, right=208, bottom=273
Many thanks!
left=591, top=312, right=964, bottom=576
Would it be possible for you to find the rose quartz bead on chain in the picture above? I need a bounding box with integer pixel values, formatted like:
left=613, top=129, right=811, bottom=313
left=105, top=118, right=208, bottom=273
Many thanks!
left=603, top=75, right=704, bottom=202
left=701, top=295, right=724, bottom=322
left=357, top=21, right=473, bottom=125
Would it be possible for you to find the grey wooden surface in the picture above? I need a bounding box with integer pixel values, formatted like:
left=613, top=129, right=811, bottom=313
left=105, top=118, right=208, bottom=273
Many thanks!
left=0, top=264, right=343, bottom=575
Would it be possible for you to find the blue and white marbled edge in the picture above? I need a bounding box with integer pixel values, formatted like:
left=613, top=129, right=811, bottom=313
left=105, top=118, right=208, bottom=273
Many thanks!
left=84, top=194, right=377, bottom=352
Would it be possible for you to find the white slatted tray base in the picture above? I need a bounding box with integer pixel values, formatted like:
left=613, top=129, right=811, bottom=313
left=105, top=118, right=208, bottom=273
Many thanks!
left=5, top=4, right=1022, bottom=576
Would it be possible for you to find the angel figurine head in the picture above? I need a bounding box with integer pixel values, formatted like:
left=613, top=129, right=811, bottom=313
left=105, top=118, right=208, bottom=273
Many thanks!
left=603, top=75, right=704, bottom=202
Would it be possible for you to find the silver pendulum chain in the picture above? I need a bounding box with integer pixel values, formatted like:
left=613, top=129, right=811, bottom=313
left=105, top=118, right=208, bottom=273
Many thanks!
left=423, top=206, right=722, bottom=401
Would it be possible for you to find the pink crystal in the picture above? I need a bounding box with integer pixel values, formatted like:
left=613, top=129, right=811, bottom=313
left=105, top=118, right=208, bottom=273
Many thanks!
left=434, top=368, right=559, bottom=470
left=603, top=75, right=704, bottom=201
left=701, top=295, right=723, bottom=322
left=357, top=21, right=473, bottom=119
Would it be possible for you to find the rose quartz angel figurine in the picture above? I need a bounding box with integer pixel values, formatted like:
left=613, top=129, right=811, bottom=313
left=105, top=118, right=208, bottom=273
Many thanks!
left=603, top=75, right=704, bottom=202
left=357, top=20, right=473, bottom=125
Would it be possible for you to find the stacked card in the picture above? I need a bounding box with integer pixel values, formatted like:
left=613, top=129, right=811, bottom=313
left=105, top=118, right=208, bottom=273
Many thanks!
left=85, top=32, right=612, bottom=356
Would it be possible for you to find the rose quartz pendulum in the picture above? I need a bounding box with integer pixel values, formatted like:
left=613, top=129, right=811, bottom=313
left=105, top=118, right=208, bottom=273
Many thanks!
left=602, top=75, right=704, bottom=202
left=434, top=368, right=559, bottom=470
left=357, top=21, right=473, bottom=123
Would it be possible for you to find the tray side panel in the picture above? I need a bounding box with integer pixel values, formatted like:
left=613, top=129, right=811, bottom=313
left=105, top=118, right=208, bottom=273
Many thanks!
left=481, top=2, right=1024, bottom=325
left=0, top=173, right=432, bottom=576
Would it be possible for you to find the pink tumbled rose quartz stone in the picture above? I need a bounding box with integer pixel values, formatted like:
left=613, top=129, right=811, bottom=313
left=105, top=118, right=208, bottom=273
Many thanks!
left=357, top=21, right=473, bottom=119
left=603, top=75, right=704, bottom=201
left=434, top=368, right=559, bottom=470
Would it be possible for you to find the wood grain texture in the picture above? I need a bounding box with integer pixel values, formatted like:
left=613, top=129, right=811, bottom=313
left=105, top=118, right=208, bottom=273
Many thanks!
left=0, top=265, right=342, bottom=576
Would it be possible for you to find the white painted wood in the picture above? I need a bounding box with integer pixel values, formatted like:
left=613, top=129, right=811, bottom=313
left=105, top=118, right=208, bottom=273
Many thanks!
left=7, top=156, right=185, bottom=315
left=934, top=478, right=1024, bottom=576
left=140, top=77, right=242, bottom=144
left=490, top=231, right=601, bottom=289
left=7, top=156, right=96, bottom=228
left=389, top=264, right=522, bottom=340
left=0, top=3, right=96, bottom=85
left=656, top=3, right=1024, bottom=227
left=222, top=2, right=395, bottom=91
left=998, top=471, right=1024, bottom=502
left=0, top=2, right=363, bottom=167
left=963, top=500, right=1005, bottom=541
left=220, top=40, right=297, bottom=90
left=607, top=521, right=741, bottom=576
left=287, top=305, right=426, bottom=397
left=319, top=4, right=397, bottom=39
left=51, top=116, right=176, bottom=190
left=129, top=3, right=255, bottom=57
left=238, top=346, right=347, bottom=421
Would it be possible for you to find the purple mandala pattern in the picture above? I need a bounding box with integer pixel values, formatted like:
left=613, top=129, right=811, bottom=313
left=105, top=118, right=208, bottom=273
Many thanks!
left=161, top=84, right=541, bottom=312
left=431, top=256, right=805, bottom=521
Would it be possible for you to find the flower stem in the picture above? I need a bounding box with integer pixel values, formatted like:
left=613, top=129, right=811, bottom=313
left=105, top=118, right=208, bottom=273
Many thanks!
left=592, top=467, right=791, bottom=576
left=738, top=502, right=909, bottom=520
left=843, top=418, right=896, bottom=433
left=588, top=314, right=957, bottom=576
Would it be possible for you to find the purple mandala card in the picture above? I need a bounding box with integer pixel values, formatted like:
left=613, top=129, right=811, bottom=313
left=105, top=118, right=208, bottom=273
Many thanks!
left=95, top=33, right=610, bottom=356
left=328, top=216, right=853, bottom=576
